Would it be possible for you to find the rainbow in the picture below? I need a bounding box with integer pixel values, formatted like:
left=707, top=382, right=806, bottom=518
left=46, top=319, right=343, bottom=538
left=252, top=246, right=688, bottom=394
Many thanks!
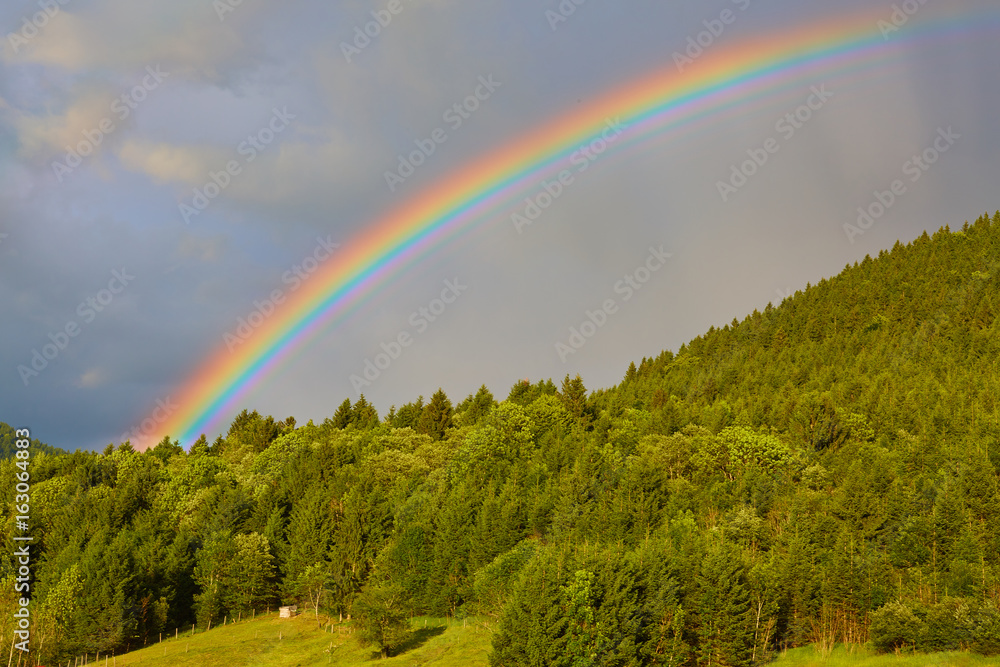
left=149, top=8, right=996, bottom=446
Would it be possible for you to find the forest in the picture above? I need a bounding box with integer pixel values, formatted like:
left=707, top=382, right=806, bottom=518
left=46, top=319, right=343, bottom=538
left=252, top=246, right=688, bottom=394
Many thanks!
left=2, top=211, right=999, bottom=665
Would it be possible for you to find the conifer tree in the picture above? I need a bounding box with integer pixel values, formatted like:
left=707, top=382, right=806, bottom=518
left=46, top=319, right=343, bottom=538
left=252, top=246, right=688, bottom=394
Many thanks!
left=695, top=543, right=753, bottom=667
left=285, top=482, right=334, bottom=594
left=560, top=374, right=590, bottom=422
left=460, top=384, right=497, bottom=425
left=417, top=389, right=453, bottom=440
left=353, top=395, right=380, bottom=429
left=331, top=398, right=353, bottom=428
left=625, top=361, right=638, bottom=382
left=392, top=396, right=425, bottom=429
left=189, top=434, right=210, bottom=456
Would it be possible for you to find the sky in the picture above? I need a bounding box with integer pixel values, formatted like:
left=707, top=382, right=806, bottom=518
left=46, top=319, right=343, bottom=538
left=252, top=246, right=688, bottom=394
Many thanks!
left=1, top=0, right=998, bottom=451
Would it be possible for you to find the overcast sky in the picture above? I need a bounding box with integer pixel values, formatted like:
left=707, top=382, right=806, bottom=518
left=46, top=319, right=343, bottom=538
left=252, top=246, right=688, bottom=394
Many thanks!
left=2, top=0, right=998, bottom=451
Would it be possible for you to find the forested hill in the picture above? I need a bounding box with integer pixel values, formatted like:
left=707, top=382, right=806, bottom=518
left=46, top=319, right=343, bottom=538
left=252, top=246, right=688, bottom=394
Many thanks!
left=0, top=422, right=64, bottom=458
left=594, top=211, right=1000, bottom=460
left=2, top=212, right=999, bottom=666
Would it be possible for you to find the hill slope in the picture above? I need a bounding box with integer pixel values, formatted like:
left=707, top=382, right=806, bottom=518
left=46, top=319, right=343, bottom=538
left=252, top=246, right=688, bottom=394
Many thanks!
left=105, top=614, right=490, bottom=667
left=3, top=211, right=999, bottom=666
left=593, top=212, right=1000, bottom=461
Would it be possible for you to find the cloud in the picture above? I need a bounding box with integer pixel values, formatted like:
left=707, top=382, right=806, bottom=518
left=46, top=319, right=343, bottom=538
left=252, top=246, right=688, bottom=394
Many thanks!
left=176, top=233, right=227, bottom=263
left=10, top=87, right=119, bottom=161
left=117, top=127, right=367, bottom=208
left=2, top=0, right=259, bottom=85
left=117, top=140, right=226, bottom=185
left=77, top=368, right=107, bottom=388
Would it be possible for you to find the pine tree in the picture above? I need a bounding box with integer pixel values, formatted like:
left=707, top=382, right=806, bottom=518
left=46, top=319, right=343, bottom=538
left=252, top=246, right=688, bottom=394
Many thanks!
left=189, top=434, right=210, bottom=456
left=490, top=548, right=571, bottom=665
left=352, top=583, right=411, bottom=659
left=225, top=532, right=275, bottom=613
left=391, top=396, right=425, bottom=429
left=417, top=389, right=453, bottom=441
left=331, top=399, right=353, bottom=428
left=353, top=395, right=380, bottom=429
left=460, top=384, right=497, bottom=425
left=560, top=374, right=590, bottom=423
left=285, top=483, right=334, bottom=593
left=695, top=543, right=753, bottom=667
left=193, top=530, right=236, bottom=627
left=625, top=361, right=638, bottom=382
left=226, top=409, right=281, bottom=455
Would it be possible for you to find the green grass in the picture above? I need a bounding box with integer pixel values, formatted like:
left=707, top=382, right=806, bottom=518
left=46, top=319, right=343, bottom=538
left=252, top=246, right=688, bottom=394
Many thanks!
left=106, top=613, right=492, bottom=667
left=97, top=624, right=1000, bottom=667
left=772, top=644, right=1000, bottom=667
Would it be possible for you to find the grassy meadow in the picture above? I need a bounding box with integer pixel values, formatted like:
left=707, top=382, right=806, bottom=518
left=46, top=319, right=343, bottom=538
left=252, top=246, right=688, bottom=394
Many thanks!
left=88, top=613, right=491, bottom=667
left=72, top=616, right=1000, bottom=667
left=773, top=645, right=1000, bottom=667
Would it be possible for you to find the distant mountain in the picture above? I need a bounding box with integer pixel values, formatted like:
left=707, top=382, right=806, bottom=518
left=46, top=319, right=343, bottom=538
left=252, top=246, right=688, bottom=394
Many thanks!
left=0, top=422, right=66, bottom=458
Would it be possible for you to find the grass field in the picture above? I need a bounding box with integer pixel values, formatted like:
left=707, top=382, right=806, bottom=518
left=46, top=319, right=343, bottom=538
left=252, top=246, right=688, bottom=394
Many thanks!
left=79, top=619, right=1000, bottom=667
left=772, top=644, right=1000, bottom=667
left=100, top=613, right=492, bottom=667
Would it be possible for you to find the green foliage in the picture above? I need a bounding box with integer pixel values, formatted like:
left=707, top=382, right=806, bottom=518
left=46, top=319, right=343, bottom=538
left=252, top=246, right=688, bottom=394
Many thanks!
left=330, top=395, right=381, bottom=430
left=351, top=583, right=412, bottom=658
left=417, top=388, right=454, bottom=440
left=458, top=384, right=498, bottom=426
left=560, top=374, right=592, bottom=423
left=717, top=426, right=792, bottom=474
left=869, top=599, right=1000, bottom=655
left=695, top=542, right=754, bottom=667
left=490, top=545, right=649, bottom=666
left=489, top=547, right=571, bottom=665
left=472, top=541, right=537, bottom=619
left=223, top=409, right=285, bottom=460
left=225, top=532, right=275, bottom=613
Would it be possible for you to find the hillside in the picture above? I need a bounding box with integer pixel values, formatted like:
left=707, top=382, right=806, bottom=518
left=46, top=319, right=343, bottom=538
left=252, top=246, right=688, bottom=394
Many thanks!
left=90, top=615, right=998, bottom=667
left=0, top=422, right=65, bottom=458
left=102, top=613, right=490, bottom=666
left=593, top=213, right=1000, bottom=459
left=2, top=211, right=999, bottom=666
